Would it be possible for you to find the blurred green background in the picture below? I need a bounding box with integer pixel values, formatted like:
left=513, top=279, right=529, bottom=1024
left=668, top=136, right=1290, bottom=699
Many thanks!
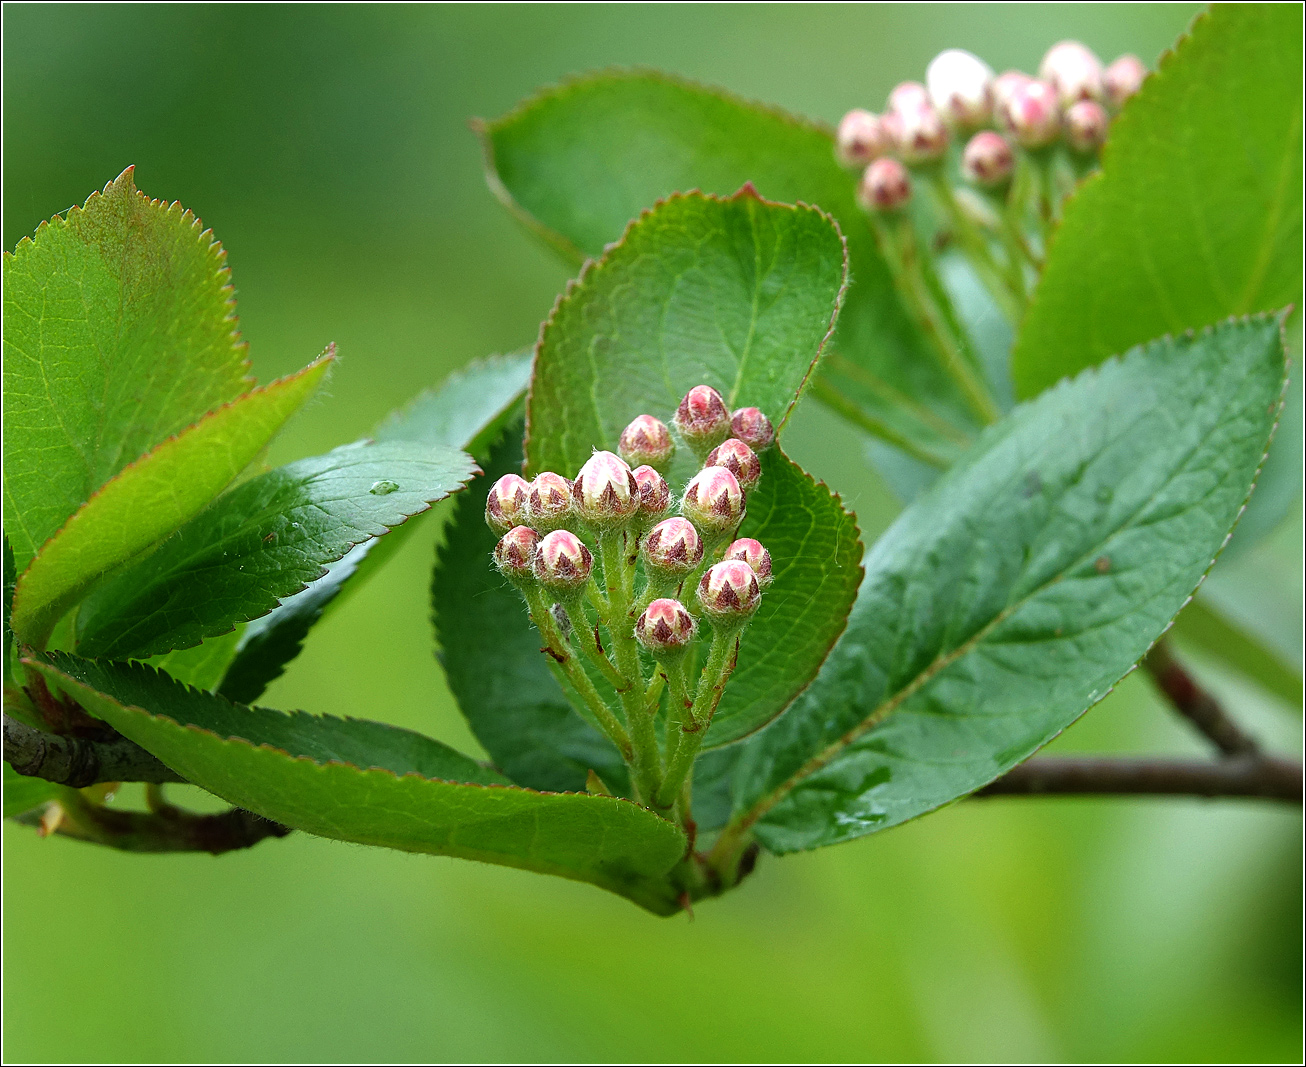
left=4, top=4, right=1301, bottom=1062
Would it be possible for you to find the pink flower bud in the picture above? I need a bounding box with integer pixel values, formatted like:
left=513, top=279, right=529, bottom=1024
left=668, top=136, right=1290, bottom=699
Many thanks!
left=961, top=131, right=1015, bottom=187
left=926, top=48, right=994, bottom=128
left=485, top=473, right=530, bottom=535
left=681, top=466, right=744, bottom=533
left=697, top=560, right=761, bottom=624
left=635, top=597, right=697, bottom=655
left=835, top=109, right=890, bottom=168
left=1003, top=78, right=1061, bottom=148
left=705, top=438, right=761, bottom=492
left=642, top=517, right=703, bottom=577
left=1103, top=54, right=1146, bottom=109
left=673, top=385, right=731, bottom=453
left=858, top=157, right=912, bottom=212
left=618, top=413, right=675, bottom=471
left=729, top=407, right=775, bottom=451
left=633, top=465, right=671, bottom=519
left=992, top=70, right=1034, bottom=114
left=1064, top=99, right=1109, bottom=154
left=725, top=537, right=772, bottom=589
left=1039, top=40, right=1104, bottom=107
left=887, top=81, right=930, bottom=115
left=533, top=529, right=592, bottom=594
left=493, top=525, right=539, bottom=581
left=885, top=104, right=949, bottom=164
left=527, top=471, right=576, bottom=532
left=572, top=450, right=638, bottom=525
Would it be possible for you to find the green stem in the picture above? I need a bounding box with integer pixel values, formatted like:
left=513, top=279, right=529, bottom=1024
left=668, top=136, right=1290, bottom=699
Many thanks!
left=656, top=628, right=737, bottom=809
left=809, top=377, right=955, bottom=470
left=927, top=171, right=1021, bottom=326
left=562, top=601, right=628, bottom=691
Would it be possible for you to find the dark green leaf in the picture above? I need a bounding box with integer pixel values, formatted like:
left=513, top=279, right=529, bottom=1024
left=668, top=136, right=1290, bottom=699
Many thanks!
left=3, top=538, right=15, bottom=686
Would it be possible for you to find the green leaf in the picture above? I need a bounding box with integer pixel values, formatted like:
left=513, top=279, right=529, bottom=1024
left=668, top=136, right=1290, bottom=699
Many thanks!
left=216, top=353, right=532, bottom=704
left=25, top=652, right=687, bottom=914
left=1012, top=5, right=1303, bottom=398
left=3, top=538, right=15, bottom=686
left=74, top=440, right=479, bottom=660
left=526, top=187, right=846, bottom=477
left=3, top=763, right=61, bottom=819
left=704, top=448, right=862, bottom=747
left=3, top=167, right=253, bottom=575
left=723, top=317, right=1287, bottom=853
left=1169, top=594, right=1303, bottom=709
left=9, top=354, right=332, bottom=647
left=146, top=629, right=246, bottom=693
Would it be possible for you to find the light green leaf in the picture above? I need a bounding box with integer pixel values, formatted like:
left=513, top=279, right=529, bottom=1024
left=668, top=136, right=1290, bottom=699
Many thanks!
left=74, top=441, right=479, bottom=660
left=3, top=763, right=61, bottom=819
left=9, top=354, right=332, bottom=647
left=146, top=628, right=246, bottom=693
left=1012, top=5, right=1303, bottom=398
left=3, top=167, right=253, bottom=575
left=1169, top=594, right=1302, bottom=709
left=724, top=317, right=1286, bottom=853
left=25, top=652, right=687, bottom=914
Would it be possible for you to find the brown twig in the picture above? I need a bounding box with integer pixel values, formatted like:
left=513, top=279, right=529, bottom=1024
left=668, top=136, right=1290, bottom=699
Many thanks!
left=4, top=711, right=185, bottom=787
left=1143, top=639, right=1261, bottom=755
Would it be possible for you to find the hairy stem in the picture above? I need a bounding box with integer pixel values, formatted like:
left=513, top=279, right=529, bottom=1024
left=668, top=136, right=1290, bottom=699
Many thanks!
left=656, top=629, right=737, bottom=809
left=927, top=171, right=1022, bottom=325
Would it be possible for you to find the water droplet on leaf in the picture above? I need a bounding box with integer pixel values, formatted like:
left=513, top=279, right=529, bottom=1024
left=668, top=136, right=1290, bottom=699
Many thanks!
left=369, top=480, right=400, bottom=496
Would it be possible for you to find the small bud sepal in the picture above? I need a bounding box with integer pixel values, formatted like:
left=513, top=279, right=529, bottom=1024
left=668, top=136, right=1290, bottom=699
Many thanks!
left=697, top=560, right=761, bottom=629
left=962, top=131, right=1015, bottom=188
left=836, top=109, right=890, bottom=168
left=494, top=525, right=539, bottom=584
left=705, top=438, right=761, bottom=492
left=1103, top=54, right=1146, bottom=109
left=618, top=414, right=675, bottom=472
left=859, top=157, right=912, bottom=213
left=528, top=472, right=576, bottom=532
left=725, top=537, right=773, bottom=589
left=633, top=465, right=671, bottom=522
left=573, top=450, right=638, bottom=528
left=533, top=529, right=593, bottom=598
left=642, top=517, right=704, bottom=583
left=485, top=473, right=530, bottom=535
left=1064, top=100, right=1109, bottom=155
left=681, top=466, right=745, bottom=534
left=673, top=385, right=731, bottom=457
left=635, top=598, right=697, bottom=659
left=730, top=407, right=775, bottom=451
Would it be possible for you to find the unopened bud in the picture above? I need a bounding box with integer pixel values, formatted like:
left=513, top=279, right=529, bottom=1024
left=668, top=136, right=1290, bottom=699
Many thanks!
left=885, top=104, right=949, bottom=165
left=494, top=525, right=539, bottom=582
left=926, top=48, right=994, bottom=129
left=1003, top=78, right=1060, bottom=148
left=887, top=81, right=930, bottom=114
left=836, top=109, right=890, bottom=168
left=1039, top=40, right=1104, bottom=107
left=642, top=517, right=703, bottom=578
left=729, top=407, right=775, bottom=451
left=681, top=466, right=745, bottom=534
left=1103, top=54, right=1146, bottom=109
left=635, top=598, right=697, bottom=656
left=962, top=131, right=1015, bottom=187
left=633, top=465, right=671, bottom=519
left=527, top=471, right=575, bottom=532
left=485, top=473, right=530, bottom=535
left=674, top=385, right=731, bottom=455
left=618, top=414, right=675, bottom=472
left=992, top=70, right=1033, bottom=114
left=725, top=538, right=772, bottom=589
left=858, top=157, right=912, bottom=212
left=572, top=450, right=638, bottom=526
left=705, top=438, right=761, bottom=491
left=533, top=529, right=592, bottom=595
left=697, top=560, right=761, bottom=625
left=1064, top=99, right=1109, bottom=154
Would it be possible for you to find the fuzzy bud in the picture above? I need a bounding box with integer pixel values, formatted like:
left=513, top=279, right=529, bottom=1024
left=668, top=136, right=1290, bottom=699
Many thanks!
left=1039, top=40, right=1104, bottom=107
left=493, top=525, right=539, bottom=582
left=992, top=70, right=1034, bottom=114
left=697, top=560, right=761, bottom=625
left=681, top=466, right=744, bottom=534
left=926, top=48, right=994, bottom=129
left=1103, top=54, right=1146, bottom=109
left=572, top=450, right=638, bottom=526
left=533, top=529, right=592, bottom=595
left=887, top=81, right=930, bottom=115
left=729, top=407, right=775, bottom=451
left=1064, top=99, right=1109, bottom=154
left=705, top=438, right=761, bottom=492
left=961, top=131, right=1015, bottom=188
left=1002, top=78, right=1061, bottom=148
left=633, top=465, right=671, bottom=519
left=642, top=517, right=704, bottom=578
left=618, top=414, right=675, bottom=472
left=527, top=471, right=575, bottom=532
left=725, top=537, right=773, bottom=589
left=673, top=385, right=731, bottom=454
left=835, top=109, right=890, bottom=168
left=635, top=598, right=697, bottom=657
left=884, top=105, right=949, bottom=165
left=858, top=157, right=912, bottom=212
left=485, top=473, right=530, bottom=535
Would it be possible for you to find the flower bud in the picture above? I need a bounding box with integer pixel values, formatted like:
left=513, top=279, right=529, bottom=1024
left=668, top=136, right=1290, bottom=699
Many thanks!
left=633, top=465, right=671, bottom=519
left=884, top=104, right=949, bottom=165
left=858, top=157, right=912, bottom=212
left=697, top=560, right=761, bottom=625
left=1064, top=99, right=1109, bottom=154
left=1103, top=54, right=1146, bottom=109
left=961, top=131, right=1015, bottom=187
left=618, top=414, right=675, bottom=472
left=572, top=450, right=638, bottom=526
left=992, top=70, right=1034, bottom=114
left=527, top=471, right=575, bottom=532
left=533, top=529, right=592, bottom=595
left=642, top=517, right=703, bottom=578
left=887, top=81, right=930, bottom=115
left=1039, top=40, right=1104, bottom=107
left=705, top=438, right=761, bottom=492
left=485, top=473, right=530, bottom=535
left=681, top=466, right=744, bottom=534
left=729, top=407, right=775, bottom=451
left=926, top=48, right=994, bottom=129
left=1002, top=78, right=1060, bottom=148
left=835, top=109, right=890, bottom=168
left=635, top=598, right=697, bottom=656
left=725, top=537, right=772, bottom=589
left=493, top=525, right=539, bottom=582
left=673, top=385, right=731, bottom=454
